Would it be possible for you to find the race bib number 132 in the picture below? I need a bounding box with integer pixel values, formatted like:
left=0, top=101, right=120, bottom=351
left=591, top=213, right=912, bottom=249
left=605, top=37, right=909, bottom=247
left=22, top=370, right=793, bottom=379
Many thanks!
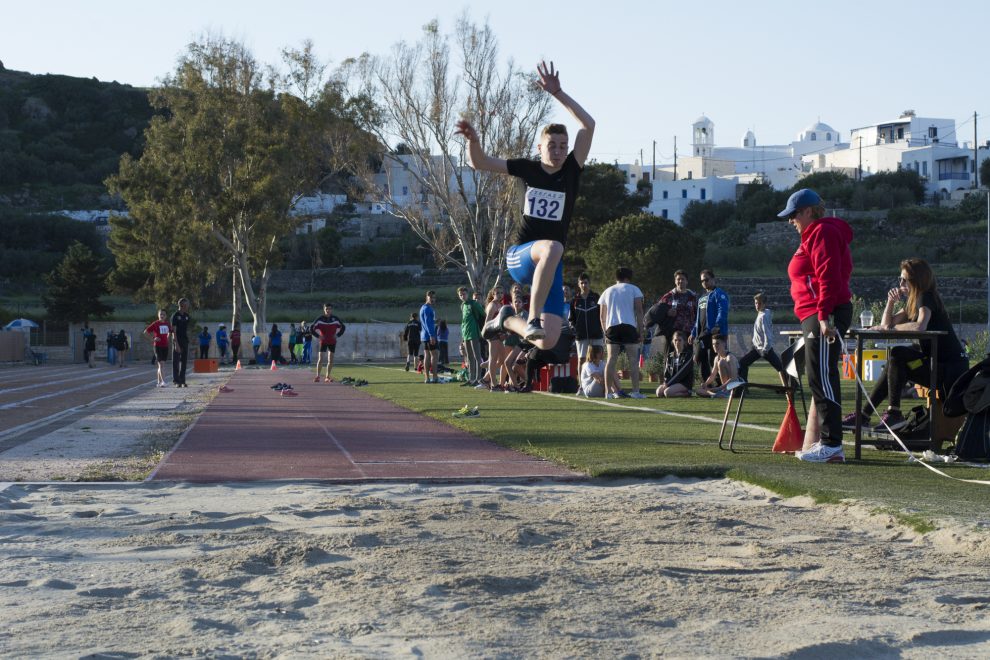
left=524, top=187, right=565, bottom=222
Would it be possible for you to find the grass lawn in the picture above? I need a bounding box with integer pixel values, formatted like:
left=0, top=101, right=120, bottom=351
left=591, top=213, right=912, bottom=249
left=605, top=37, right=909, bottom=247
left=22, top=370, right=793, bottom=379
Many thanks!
left=329, top=361, right=990, bottom=531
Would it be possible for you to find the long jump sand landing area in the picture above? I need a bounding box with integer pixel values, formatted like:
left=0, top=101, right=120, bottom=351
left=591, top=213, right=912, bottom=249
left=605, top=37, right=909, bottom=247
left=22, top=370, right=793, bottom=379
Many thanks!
left=151, top=369, right=581, bottom=482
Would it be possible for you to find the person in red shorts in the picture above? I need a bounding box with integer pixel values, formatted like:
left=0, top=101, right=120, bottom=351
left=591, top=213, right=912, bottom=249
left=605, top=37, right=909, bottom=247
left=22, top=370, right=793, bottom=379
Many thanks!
left=144, top=309, right=172, bottom=388
left=311, top=303, right=346, bottom=383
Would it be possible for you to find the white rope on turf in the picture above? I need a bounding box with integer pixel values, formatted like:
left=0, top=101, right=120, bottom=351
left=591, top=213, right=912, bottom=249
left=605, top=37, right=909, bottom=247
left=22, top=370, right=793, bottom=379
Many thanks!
left=844, top=338, right=990, bottom=485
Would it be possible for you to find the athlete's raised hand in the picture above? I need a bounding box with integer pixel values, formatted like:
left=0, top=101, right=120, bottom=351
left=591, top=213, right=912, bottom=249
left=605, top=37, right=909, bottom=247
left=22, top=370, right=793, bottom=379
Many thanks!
left=536, top=60, right=561, bottom=96
left=454, top=118, right=478, bottom=142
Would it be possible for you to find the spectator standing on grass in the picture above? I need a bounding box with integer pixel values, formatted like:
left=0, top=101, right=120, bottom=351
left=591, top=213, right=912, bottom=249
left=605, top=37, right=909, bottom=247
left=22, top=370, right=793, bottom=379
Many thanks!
left=115, top=329, right=129, bottom=368
left=437, top=320, right=449, bottom=368
left=216, top=324, right=229, bottom=365
left=419, top=290, right=439, bottom=384
left=268, top=324, right=283, bottom=364
left=170, top=298, right=191, bottom=387
left=198, top=326, right=211, bottom=359
left=106, top=330, right=116, bottom=365
left=230, top=324, right=241, bottom=363
left=288, top=323, right=298, bottom=365
left=300, top=322, right=313, bottom=364
left=658, top=270, right=698, bottom=358
left=570, top=273, right=603, bottom=374
left=312, top=303, right=346, bottom=382
left=737, top=292, right=787, bottom=384
left=690, top=269, right=729, bottom=385
left=251, top=333, right=262, bottom=364
left=81, top=323, right=96, bottom=368
left=599, top=267, right=646, bottom=399
left=144, top=310, right=171, bottom=387
left=402, top=313, right=422, bottom=372
left=483, top=284, right=507, bottom=381
left=780, top=188, right=854, bottom=463
left=500, top=294, right=530, bottom=391
left=458, top=286, right=487, bottom=387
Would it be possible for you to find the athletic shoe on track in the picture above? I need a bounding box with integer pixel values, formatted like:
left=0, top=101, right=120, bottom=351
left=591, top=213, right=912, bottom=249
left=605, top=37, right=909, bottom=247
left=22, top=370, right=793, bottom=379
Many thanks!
left=280, top=389, right=299, bottom=397
left=218, top=385, right=233, bottom=393
left=796, top=442, right=845, bottom=463
left=325, top=377, right=333, bottom=383
left=628, top=392, right=646, bottom=399
left=314, top=376, right=321, bottom=382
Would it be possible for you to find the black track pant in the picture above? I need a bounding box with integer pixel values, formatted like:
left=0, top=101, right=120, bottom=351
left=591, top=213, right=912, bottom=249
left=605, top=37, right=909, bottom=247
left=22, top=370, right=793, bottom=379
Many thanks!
left=801, top=303, right=852, bottom=446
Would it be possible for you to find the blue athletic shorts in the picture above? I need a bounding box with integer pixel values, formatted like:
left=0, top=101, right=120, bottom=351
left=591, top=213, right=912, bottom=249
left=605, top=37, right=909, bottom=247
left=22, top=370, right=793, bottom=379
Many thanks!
left=506, top=241, right=565, bottom=318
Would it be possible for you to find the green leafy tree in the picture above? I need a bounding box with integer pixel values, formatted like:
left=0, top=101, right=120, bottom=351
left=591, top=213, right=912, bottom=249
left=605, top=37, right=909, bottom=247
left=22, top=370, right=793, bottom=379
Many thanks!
left=42, top=241, right=114, bottom=322
left=566, top=162, right=650, bottom=271
left=107, top=36, right=369, bottom=332
left=680, top=200, right=735, bottom=236
left=790, top=171, right=855, bottom=207
left=584, top=213, right=704, bottom=298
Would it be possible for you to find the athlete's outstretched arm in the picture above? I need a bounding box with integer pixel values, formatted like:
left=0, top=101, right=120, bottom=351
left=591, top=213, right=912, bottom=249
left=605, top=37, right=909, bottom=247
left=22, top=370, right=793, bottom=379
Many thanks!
left=536, top=61, right=595, bottom=167
left=455, top=119, right=508, bottom=174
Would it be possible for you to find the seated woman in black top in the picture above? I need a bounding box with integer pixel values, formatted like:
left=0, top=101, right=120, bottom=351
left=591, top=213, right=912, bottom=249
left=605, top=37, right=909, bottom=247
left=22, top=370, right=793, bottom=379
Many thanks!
left=848, top=258, right=969, bottom=432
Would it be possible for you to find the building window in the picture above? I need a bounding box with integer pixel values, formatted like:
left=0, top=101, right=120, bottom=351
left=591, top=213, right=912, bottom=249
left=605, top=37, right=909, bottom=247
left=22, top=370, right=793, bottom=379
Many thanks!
left=826, top=132, right=831, bottom=141
left=662, top=190, right=668, bottom=199
left=922, top=161, right=928, bottom=177
left=701, top=188, right=707, bottom=200
left=661, top=209, right=668, bottom=219
left=897, top=127, right=904, bottom=139
left=811, top=132, right=817, bottom=141
left=687, top=171, right=693, bottom=180
left=928, top=126, right=938, bottom=139
left=681, top=189, right=687, bottom=198
left=402, top=186, right=408, bottom=196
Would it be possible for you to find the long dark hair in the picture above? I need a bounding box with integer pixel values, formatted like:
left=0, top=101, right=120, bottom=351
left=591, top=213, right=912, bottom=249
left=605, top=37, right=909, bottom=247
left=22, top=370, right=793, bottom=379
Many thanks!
left=901, top=258, right=944, bottom=320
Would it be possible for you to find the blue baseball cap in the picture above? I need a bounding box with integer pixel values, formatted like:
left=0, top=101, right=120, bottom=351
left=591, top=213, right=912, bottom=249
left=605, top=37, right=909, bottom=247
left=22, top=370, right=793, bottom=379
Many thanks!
left=778, top=188, right=822, bottom=218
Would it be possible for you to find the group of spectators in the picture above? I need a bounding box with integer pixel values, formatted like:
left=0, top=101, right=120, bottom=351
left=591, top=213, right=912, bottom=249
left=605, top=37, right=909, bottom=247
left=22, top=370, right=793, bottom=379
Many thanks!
left=398, top=265, right=786, bottom=402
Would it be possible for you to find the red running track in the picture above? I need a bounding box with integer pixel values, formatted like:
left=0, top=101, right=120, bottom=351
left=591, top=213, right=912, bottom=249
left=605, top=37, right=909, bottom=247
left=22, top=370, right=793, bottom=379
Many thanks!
left=150, top=368, right=582, bottom=482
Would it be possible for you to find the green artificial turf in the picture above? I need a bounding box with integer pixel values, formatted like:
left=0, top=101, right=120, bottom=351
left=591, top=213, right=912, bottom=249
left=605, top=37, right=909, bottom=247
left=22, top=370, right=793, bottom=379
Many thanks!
left=330, top=361, right=990, bottom=530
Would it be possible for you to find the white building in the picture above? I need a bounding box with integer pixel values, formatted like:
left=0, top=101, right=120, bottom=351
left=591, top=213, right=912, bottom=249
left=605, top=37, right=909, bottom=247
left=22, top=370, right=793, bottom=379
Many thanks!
left=812, top=111, right=978, bottom=199
left=636, top=115, right=847, bottom=223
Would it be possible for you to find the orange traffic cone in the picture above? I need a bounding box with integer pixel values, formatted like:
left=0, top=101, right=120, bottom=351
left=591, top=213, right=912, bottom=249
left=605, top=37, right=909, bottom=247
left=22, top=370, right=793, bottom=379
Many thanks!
left=772, top=399, right=804, bottom=454
left=235, top=360, right=242, bottom=371
left=270, top=360, right=278, bottom=371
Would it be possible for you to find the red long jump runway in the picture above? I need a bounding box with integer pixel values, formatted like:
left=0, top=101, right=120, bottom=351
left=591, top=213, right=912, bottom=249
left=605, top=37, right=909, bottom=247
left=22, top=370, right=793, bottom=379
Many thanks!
left=151, top=368, right=582, bottom=482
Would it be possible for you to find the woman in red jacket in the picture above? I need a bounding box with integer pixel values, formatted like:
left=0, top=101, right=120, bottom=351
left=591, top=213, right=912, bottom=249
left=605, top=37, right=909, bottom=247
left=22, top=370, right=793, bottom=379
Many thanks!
left=781, top=188, right=853, bottom=463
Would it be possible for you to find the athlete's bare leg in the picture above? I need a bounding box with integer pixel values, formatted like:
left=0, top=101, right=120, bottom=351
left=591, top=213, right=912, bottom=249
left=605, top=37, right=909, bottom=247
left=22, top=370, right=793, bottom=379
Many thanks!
left=501, top=240, right=564, bottom=349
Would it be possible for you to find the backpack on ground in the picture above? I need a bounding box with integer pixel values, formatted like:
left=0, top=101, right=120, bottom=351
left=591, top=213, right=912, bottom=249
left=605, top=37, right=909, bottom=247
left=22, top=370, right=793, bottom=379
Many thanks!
left=953, top=411, right=990, bottom=461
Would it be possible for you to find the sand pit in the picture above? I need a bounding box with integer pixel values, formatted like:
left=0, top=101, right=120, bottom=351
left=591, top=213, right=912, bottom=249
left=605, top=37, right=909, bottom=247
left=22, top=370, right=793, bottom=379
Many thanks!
left=3, top=478, right=990, bottom=657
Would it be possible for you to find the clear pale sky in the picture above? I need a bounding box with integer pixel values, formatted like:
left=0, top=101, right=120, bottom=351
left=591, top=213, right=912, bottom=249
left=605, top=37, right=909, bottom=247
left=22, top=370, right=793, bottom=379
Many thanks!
left=3, top=0, right=987, bottom=165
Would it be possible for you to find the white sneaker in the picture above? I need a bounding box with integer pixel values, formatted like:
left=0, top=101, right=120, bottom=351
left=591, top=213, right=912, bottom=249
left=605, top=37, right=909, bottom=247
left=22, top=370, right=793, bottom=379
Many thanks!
left=628, top=391, right=647, bottom=399
left=607, top=392, right=622, bottom=400
left=796, top=442, right=846, bottom=463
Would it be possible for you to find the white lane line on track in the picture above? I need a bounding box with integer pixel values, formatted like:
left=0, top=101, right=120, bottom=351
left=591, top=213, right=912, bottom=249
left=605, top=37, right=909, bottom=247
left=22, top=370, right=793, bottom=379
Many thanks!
left=0, top=379, right=157, bottom=442
left=311, top=414, right=369, bottom=478
left=0, top=368, right=134, bottom=395
left=0, top=370, right=149, bottom=410
left=362, top=364, right=778, bottom=434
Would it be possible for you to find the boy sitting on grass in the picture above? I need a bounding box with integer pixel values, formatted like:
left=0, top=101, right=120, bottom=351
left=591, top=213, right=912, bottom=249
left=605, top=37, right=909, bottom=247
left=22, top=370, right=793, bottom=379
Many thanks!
left=697, top=332, right=740, bottom=399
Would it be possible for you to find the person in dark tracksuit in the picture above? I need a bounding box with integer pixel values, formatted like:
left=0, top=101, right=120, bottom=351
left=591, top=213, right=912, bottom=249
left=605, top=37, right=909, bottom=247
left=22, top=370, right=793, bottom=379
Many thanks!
left=569, top=273, right=603, bottom=374
left=170, top=298, right=191, bottom=388
left=781, top=189, right=853, bottom=463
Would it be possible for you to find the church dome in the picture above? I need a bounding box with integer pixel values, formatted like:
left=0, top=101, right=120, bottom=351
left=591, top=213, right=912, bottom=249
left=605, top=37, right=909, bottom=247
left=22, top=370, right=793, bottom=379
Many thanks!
left=742, top=130, right=756, bottom=148
left=799, top=121, right=837, bottom=143
left=694, top=114, right=713, bottom=127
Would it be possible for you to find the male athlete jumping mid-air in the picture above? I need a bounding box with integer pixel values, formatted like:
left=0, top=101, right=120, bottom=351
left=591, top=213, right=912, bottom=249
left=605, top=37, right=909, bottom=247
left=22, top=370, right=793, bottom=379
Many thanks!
left=455, top=60, right=594, bottom=350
